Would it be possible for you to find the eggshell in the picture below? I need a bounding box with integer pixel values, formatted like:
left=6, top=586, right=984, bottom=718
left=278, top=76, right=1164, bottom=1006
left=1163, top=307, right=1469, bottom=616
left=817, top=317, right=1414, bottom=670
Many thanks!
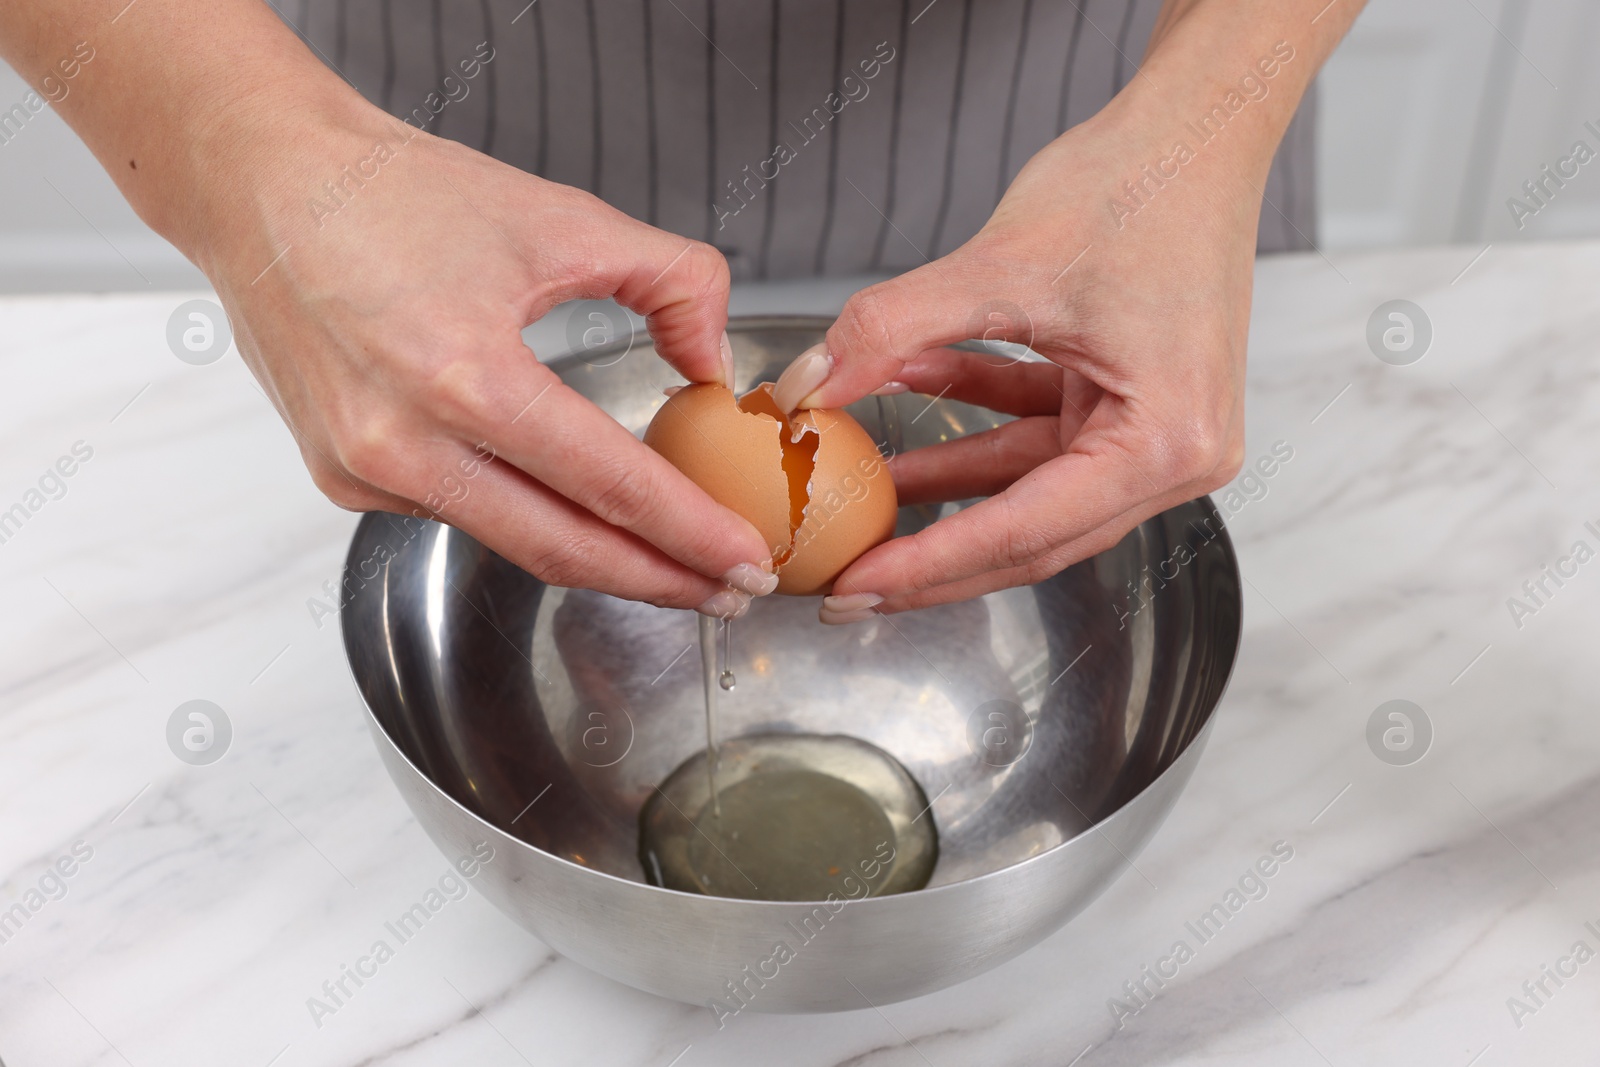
left=642, top=384, right=791, bottom=561
left=747, top=386, right=898, bottom=595
left=643, top=382, right=898, bottom=596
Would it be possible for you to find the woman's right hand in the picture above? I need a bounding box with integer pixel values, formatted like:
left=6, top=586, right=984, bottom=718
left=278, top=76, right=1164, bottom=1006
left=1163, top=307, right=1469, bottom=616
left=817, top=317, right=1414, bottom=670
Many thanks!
left=180, top=98, right=777, bottom=617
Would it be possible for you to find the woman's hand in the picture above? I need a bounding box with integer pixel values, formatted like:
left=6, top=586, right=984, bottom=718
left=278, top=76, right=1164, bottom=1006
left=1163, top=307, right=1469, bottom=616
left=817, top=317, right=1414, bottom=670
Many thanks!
left=2, top=0, right=779, bottom=616
left=780, top=2, right=1356, bottom=617
left=768, top=0, right=1356, bottom=627
left=770, top=0, right=1365, bottom=622
left=193, top=105, right=777, bottom=617
left=780, top=107, right=1254, bottom=621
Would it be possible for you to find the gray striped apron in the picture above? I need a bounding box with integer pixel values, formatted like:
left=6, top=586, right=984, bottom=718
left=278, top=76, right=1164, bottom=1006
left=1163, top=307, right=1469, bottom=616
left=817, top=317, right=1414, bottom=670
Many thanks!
left=286, top=0, right=1317, bottom=280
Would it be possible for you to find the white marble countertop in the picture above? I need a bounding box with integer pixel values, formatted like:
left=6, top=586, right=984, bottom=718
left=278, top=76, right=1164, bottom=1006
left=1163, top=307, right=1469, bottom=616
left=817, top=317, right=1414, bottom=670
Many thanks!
left=3, top=241, right=1599, bottom=1067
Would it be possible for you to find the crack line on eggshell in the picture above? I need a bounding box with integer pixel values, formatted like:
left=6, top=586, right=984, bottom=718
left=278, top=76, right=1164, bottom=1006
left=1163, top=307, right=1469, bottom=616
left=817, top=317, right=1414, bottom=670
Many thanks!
left=737, top=386, right=819, bottom=569
left=788, top=413, right=825, bottom=565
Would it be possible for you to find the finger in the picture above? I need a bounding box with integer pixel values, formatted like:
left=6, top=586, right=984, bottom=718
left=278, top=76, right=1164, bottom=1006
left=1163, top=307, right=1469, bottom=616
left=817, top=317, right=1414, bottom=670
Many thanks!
left=446, top=354, right=776, bottom=580
left=412, top=445, right=752, bottom=615
left=892, top=347, right=1068, bottom=418
left=836, top=482, right=1205, bottom=617
left=601, top=217, right=732, bottom=387
left=511, top=188, right=732, bottom=386
left=889, top=417, right=1066, bottom=506
left=306, top=429, right=751, bottom=613
left=782, top=261, right=1038, bottom=410
left=829, top=421, right=1178, bottom=602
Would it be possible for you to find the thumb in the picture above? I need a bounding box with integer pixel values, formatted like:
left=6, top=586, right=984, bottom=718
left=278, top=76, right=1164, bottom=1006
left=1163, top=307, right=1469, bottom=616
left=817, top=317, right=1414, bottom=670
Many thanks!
left=608, top=223, right=733, bottom=387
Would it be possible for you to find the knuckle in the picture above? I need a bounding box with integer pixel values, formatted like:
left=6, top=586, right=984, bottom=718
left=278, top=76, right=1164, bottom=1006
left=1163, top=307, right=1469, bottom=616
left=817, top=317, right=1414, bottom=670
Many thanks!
left=678, top=521, right=737, bottom=572
left=307, top=460, right=381, bottom=513
left=680, top=240, right=731, bottom=298
left=1208, top=434, right=1246, bottom=489
left=332, top=422, right=400, bottom=487
left=520, top=534, right=598, bottom=590
left=640, top=573, right=709, bottom=611
left=1021, top=549, right=1075, bottom=587
left=424, top=358, right=496, bottom=428
left=1162, top=415, right=1233, bottom=485
left=997, top=497, right=1056, bottom=571
left=582, top=464, right=664, bottom=531
left=833, top=285, right=905, bottom=360
left=1024, top=523, right=1119, bottom=584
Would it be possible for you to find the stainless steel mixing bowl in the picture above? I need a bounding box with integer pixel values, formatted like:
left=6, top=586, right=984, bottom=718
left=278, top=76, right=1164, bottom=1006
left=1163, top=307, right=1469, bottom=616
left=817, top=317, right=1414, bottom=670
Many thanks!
left=341, top=316, right=1242, bottom=1012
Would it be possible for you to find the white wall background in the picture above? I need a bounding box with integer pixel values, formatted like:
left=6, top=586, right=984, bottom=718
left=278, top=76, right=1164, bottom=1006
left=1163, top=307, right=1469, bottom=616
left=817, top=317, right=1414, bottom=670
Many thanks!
left=0, top=0, right=1595, bottom=293
left=1319, top=0, right=1600, bottom=247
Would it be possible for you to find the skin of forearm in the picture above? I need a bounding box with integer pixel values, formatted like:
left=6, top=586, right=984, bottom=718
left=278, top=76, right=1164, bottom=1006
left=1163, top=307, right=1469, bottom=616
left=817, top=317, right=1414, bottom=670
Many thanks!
left=1127, top=0, right=1368, bottom=181
left=0, top=0, right=374, bottom=269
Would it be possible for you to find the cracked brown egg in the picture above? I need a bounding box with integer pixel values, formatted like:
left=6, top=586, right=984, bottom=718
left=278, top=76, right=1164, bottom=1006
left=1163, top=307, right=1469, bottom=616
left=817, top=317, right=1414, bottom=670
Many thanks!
left=643, top=383, right=898, bottom=595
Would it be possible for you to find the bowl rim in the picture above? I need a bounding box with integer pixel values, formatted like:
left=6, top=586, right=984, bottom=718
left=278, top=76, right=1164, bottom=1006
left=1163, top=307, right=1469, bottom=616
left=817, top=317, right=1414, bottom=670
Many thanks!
left=342, top=501, right=1242, bottom=910
left=547, top=312, right=1054, bottom=373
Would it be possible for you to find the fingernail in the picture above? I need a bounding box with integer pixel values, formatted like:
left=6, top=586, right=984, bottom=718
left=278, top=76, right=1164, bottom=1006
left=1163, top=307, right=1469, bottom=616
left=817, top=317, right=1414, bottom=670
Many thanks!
left=820, top=604, right=881, bottom=626
left=663, top=385, right=683, bottom=398
left=722, top=562, right=779, bottom=596
left=822, top=592, right=883, bottom=614
left=697, top=589, right=752, bottom=619
left=821, top=592, right=884, bottom=622
left=719, top=331, right=736, bottom=390
left=870, top=381, right=910, bottom=396
left=772, top=344, right=832, bottom=413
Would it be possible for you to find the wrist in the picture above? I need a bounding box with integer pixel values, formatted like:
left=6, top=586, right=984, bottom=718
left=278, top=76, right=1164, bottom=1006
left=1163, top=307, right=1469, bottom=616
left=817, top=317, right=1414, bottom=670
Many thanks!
left=1099, top=36, right=1306, bottom=186
left=151, top=81, right=390, bottom=274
